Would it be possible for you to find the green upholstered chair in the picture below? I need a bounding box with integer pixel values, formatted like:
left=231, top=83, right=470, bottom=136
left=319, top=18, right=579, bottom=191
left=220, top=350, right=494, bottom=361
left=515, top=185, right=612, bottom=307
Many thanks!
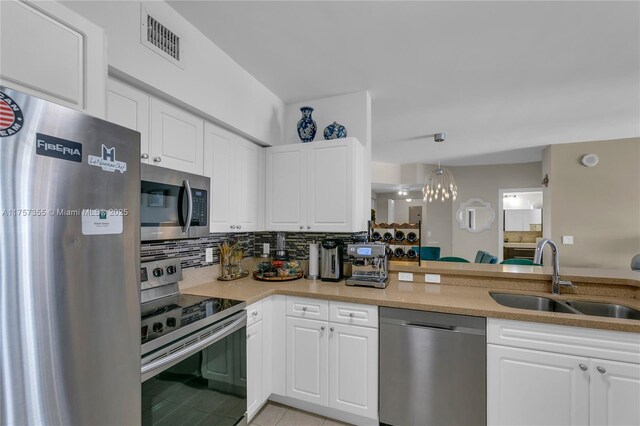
left=474, top=250, right=489, bottom=263
left=416, top=246, right=441, bottom=261
left=482, top=255, right=498, bottom=264
left=436, top=256, right=470, bottom=263
left=501, top=258, right=542, bottom=266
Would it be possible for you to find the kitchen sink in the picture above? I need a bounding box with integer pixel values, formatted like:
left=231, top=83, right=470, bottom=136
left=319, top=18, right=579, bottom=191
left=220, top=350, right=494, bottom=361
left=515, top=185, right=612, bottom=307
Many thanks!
left=491, top=292, right=640, bottom=320
left=566, top=300, right=640, bottom=320
left=490, top=293, right=577, bottom=314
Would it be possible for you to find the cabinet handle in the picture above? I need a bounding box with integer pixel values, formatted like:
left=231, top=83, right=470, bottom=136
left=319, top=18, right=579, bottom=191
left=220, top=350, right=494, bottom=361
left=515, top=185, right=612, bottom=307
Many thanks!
left=579, top=364, right=588, bottom=371
left=307, top=226, right=311, bottom=230
left=299, top=226, right=304, bottom=230
left=321, top=326, right=325, bottom=331
left=141, top=153, right=149, bottom=159
left=252, top=311, right=258, bottom=316
left=153, top=156, right=161, bottom=163
left=349, top=312, right=354, bottom=318
left=247, top=333, right=250, bottom=339
left=237, top=225, right=242, bottom=230
left=596, top=366, right=606, bottom=374
left=230, top=225, right=236, bottom=229
left=330, top=327, right=334, bottom=332
left=302, top=306, right=307, bottom=311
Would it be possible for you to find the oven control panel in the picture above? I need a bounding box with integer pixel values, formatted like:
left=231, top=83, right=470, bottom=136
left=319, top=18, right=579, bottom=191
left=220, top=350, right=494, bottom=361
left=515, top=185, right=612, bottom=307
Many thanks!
left=140, top=259, right=183, bottom=290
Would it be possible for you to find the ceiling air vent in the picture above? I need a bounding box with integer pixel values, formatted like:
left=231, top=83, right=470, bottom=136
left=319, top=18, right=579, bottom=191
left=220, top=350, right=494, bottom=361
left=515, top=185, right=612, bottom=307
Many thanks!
left=140, top=7, right=184, bottom=69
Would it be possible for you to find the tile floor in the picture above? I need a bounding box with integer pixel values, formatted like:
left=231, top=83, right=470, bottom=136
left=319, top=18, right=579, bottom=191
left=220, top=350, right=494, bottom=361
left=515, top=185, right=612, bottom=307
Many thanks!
left=248, top=402, right=351, bottom=426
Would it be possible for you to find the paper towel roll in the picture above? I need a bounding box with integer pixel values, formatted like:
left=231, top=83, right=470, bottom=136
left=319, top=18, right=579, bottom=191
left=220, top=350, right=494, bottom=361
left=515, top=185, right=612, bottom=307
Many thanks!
left=308, top=243, right=320, bottom=277
left=263, top=243, right=270, bottom=255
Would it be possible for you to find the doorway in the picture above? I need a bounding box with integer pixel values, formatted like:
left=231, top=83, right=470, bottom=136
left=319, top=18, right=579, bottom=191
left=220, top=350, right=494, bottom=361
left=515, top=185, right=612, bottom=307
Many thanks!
left=498, top=188, right=543, bottom=263
left=409, top=206, right=422, bottom=224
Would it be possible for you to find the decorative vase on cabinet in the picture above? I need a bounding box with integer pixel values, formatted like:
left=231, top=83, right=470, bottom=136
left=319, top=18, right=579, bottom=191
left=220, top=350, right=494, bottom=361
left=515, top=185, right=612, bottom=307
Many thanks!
left=297, top=106, right=317, bottom=143
left=323, top=121, right=347, bottom=140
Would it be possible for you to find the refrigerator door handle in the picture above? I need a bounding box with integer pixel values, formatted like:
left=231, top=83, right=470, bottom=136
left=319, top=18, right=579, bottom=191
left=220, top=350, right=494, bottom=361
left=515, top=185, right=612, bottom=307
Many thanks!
left=182, top=179, right=193, bottom=234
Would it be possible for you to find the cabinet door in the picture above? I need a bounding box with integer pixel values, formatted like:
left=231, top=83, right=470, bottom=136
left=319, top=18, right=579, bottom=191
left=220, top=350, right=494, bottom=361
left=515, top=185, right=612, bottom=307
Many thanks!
left=306, top=141, right=353, bottom=232
left=204, top=123, right=234, bottom=232
left=0, top=0, right=106, bottom=117
left=150, top=99, right=204, bottom=174
left=246, top=321, right=263, bottom=421
left=487, top=344, right=589, bottom=426
left=590, top=358, right=640, bottom=426
left=235, top=138, right=261, bottom=232
left=265, top=145, right=306, bottom=231
left=286, top=316, right=328, bottom=406
left=504, top=210, right=524, bottom=231
left=106, top=79, right=150, bottom=163
left=329, top=323, right=378, bottom=419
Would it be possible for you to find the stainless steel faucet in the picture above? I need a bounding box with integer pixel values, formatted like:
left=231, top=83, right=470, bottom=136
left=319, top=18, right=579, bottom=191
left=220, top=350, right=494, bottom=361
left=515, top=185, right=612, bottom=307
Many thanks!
left=534, top=238, right=576, bottom=295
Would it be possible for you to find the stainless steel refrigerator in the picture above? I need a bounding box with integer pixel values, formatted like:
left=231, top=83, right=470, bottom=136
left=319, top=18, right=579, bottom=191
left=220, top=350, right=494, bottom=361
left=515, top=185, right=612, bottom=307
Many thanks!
left=0, top=87, right=141, bottom=425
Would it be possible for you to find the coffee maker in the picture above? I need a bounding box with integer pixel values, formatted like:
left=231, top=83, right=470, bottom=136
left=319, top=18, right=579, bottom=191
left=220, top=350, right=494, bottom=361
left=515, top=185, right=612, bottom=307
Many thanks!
left=320, top=239, right=343, bottom=281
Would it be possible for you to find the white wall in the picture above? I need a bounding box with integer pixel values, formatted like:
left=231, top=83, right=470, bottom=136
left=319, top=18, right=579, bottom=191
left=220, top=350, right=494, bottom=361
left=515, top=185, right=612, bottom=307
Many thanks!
left=544, top=138, right=640, bottom=269
left=451, top=162, right=542, bottom=262
left=63, top=0, right=284, bottom=145
left=372, top=162, right=402, bottom=184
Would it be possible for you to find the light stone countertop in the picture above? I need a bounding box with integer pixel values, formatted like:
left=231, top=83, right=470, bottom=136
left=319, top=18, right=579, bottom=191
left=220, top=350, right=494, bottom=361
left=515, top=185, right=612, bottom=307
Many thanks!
left=182, top=261, right=640, bottom=333
left=503, top=242, right=538, bottom=248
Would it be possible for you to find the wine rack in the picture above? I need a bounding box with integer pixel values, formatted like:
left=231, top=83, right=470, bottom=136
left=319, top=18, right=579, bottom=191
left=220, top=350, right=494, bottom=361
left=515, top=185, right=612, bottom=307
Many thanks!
left=368, top=221, right=422, bottom=265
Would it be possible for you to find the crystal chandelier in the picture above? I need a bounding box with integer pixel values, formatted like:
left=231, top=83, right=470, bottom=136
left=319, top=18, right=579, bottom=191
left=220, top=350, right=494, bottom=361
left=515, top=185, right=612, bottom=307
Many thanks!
left=422, top=133, right=458, bottom=203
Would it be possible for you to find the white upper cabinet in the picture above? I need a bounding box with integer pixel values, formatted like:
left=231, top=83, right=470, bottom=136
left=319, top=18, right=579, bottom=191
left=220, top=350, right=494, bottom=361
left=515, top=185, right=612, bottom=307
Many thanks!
left=504, top=209, right=542, bottom=231
left=204, top=122, right=263, bottom=233
left=265, top=144, right=306, bottom=231
left=150, top=98, right=204, bottom=174
left=266, top=138, right=366, bottom=232
left=0, top=0, right=106, bottom=117
left=106, top=79, right=150, bottom=163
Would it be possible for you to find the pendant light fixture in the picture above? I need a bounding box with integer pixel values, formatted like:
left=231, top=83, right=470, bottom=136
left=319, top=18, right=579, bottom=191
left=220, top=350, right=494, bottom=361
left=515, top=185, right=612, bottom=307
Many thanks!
left=422, top=132, right=458, bottom=203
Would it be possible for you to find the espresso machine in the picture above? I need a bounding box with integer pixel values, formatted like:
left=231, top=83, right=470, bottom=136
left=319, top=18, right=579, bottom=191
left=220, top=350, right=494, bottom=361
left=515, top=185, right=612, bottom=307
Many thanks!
left=320, top=239, right=343, bottom=281
left=345, top=243, right=389, bottom=288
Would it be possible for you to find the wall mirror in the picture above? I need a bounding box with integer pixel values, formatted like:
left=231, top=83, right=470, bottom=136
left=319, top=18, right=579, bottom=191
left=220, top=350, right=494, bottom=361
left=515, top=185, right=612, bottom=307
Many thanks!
left=456, top=198, right=495, bottom=233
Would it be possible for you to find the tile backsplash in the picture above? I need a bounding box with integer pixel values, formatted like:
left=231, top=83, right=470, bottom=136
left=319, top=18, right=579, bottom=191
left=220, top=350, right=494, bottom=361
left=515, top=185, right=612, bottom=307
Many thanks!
left=141, top=231, right=368, bottom=270
left=141, top=233, right=254, bottom=269
left=253, top=231, right=368, bottom=260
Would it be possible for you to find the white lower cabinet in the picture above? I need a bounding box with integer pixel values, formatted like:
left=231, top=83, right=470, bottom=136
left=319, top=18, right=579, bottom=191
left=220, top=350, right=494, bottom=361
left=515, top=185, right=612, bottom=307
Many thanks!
left=284, top=297, right=378, bottom=421
left=488, top=318, right=640, bottom=426
left=487, top=345, right=589, bottom=426
left=245, top=300, right=270, bottom=422
left=246, top=321, right=263, bottom=419
left=328, top=323, right=378, bottom=419
left=286, top=316, right=329, bottom=406
left=590, top=358, right=640, bottom=426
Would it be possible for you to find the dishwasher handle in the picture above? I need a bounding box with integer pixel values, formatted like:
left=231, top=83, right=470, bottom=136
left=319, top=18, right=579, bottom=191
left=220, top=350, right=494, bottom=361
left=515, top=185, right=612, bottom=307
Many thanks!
left=408, top=322, right=455, bottom=331
left=405, top=321, right=485, bottom=335
left=380, top=307, right=486, bottom=336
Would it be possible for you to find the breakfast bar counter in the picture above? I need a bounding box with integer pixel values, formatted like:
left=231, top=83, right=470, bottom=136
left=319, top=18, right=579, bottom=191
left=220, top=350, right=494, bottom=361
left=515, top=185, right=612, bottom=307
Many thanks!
left=182, top=261, right=640, bottom=333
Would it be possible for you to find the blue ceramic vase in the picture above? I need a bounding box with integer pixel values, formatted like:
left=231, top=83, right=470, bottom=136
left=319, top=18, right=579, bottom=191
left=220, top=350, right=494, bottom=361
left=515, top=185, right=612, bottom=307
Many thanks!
left=297, top=107, right=317, bottom=143
left=323, top=121, right=347, bottom=140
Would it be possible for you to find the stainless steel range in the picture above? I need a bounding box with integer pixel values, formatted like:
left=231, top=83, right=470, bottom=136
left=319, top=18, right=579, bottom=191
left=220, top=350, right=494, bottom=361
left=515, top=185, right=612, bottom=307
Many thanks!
left=140, top=259, right=247, bottom=426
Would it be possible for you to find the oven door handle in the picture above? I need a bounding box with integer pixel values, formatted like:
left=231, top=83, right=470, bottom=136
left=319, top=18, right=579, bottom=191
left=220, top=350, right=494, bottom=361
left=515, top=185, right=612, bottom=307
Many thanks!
left=141, top=313, right=246, bottom=381
left=182, top=179, right=193, bottom=234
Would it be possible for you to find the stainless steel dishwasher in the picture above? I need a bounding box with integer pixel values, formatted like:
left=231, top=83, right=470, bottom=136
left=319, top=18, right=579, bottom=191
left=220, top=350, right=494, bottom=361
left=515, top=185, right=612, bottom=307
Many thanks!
left=379, top=307, right=486, bottom=426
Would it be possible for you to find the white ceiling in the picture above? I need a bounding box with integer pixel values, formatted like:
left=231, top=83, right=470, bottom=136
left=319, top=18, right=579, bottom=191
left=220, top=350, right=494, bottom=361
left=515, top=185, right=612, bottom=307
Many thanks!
left=168, top=1, right=640, bottom=166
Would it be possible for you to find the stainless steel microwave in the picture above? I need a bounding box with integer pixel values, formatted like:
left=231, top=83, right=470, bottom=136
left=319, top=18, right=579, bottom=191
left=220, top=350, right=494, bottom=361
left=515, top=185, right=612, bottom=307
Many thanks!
left=141, top=164, right=210, bottom=241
